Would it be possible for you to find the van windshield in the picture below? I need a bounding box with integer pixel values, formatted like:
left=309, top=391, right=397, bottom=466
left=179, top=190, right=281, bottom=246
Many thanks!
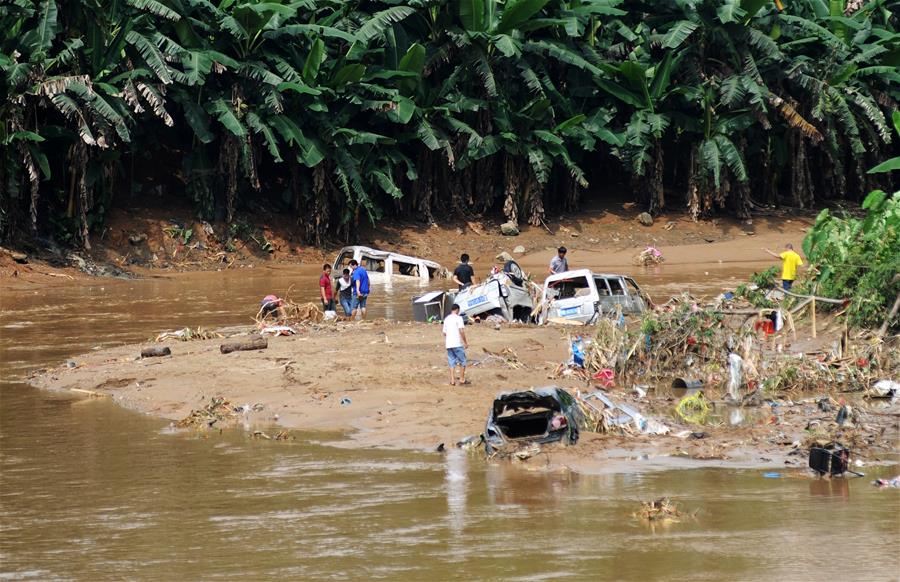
left=548, top=276, right=591, bottom=299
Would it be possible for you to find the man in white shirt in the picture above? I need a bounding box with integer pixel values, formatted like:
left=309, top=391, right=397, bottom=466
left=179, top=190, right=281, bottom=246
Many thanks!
left=442, top=304, right=469, bottom=386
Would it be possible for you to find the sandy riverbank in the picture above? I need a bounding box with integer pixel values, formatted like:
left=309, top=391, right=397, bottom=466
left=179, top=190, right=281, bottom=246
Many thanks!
left=28, top=318, right=899, bottom=475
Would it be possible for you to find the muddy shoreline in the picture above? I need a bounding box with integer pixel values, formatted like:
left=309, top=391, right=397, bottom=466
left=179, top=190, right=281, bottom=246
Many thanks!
left=28, top=319, right=899, bottom=475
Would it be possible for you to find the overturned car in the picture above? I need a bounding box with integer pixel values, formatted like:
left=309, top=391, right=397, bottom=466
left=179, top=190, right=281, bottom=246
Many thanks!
left=454, top=260, right=535, bottom=322
left=484, top=387, right=583, bottom=455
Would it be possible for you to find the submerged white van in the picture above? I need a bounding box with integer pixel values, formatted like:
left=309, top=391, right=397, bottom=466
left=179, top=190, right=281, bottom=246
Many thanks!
left=332, top=246, right=445, bottom=283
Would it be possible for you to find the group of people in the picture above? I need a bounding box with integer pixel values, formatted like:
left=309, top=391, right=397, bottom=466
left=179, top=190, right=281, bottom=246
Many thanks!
left=318, top=261, right=370, bottom=319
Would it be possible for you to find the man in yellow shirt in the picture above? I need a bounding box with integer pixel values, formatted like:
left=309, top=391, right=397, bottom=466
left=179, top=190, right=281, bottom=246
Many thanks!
left=765, top=244, right=803, bottom=291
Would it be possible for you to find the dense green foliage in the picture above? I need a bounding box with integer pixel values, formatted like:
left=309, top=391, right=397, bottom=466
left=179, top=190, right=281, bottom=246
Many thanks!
left=803, top=111, right=900, bottom=329
left=2, top=0, right=899, bottom=247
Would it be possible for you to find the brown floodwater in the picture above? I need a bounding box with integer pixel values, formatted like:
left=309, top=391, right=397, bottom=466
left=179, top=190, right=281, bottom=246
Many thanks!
left=1, top=266, right=898, bottom=580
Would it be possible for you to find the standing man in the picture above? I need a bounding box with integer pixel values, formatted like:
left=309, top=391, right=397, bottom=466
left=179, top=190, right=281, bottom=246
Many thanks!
left=349, top=259, right=370, bottom=320
left=765, top=244, right=804, bottom=291
left=442, top=304, right=469, bottom=386
left=336, top=268, right=353, bottom=316
left=548, top=246, right=569, bottom=275
left=452, top=253, right=477, bottom=290
left=319, top=264, right=335, bottom=312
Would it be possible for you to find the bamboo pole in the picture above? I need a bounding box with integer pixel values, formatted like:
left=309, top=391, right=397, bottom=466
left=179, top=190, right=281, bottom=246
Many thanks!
left=811, top=297, right=817, bottom=339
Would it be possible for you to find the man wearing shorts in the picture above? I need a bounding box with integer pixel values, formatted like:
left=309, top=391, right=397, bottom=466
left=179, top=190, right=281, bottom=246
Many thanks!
left=442, top=304, right=469, bottom=386
left=349, top=259, right=370, bottom=320
left=319, top=264, right=335, bottom=312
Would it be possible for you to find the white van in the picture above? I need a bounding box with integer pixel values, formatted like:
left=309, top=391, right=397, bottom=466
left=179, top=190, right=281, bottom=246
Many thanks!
left=541, top=269, right=647, bottom=324
left=332, top=246, right=444, bottom=283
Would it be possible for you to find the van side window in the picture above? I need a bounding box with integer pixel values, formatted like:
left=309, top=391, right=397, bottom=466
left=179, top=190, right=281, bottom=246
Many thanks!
left=606, top=278, right=625, bottom=295
left=362, top=255, right=385, bottom=272
left=393, top=261, right=419, bottom=276
left=595, top=277, right=611, bottom=296
left=551, top=277, right=590, bottom=299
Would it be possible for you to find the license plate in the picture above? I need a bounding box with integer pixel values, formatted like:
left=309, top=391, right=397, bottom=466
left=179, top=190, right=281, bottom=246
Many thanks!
left=560, top=306, right=579, bottom=316
left=467, top=295, right=487, bottom=308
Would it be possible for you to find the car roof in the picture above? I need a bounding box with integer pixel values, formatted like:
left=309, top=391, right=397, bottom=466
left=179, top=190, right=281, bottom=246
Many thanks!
left=543, top=269, right=628, bottom=285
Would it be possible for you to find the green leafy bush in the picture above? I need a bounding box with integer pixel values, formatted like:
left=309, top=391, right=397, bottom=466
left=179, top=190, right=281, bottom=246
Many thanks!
left=802, top=190, right=900, bottom=329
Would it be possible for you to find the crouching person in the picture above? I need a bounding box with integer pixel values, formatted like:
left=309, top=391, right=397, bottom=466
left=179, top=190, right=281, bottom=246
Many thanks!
left=442, top=304, right=470, bottom=386
left=258, top=294, right=286, bottom=322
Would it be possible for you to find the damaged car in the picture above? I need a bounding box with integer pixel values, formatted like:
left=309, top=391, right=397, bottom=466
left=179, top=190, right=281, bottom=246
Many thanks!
left=540, top=269, right=647, bottom=324
left=484, top=386, right=583, bottom=455
left=454, top=260, right=534, bottom=322
left=332, top=245, right=445, bottom=283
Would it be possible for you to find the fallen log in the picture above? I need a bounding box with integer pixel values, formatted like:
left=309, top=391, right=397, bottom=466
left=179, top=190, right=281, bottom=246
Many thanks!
left=141, top=346, right=171, bottom=358
left=220, top=335, right=267, bottom=354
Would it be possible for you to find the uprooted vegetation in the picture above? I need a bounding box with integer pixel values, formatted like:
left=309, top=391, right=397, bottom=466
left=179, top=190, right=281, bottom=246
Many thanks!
left=576, top=294, right=899, bottom=397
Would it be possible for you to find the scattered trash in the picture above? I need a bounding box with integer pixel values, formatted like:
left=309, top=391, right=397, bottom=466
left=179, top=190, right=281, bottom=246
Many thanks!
left=436, top=443, right=446, bottom=452
left=869, top=379, right=899, bottom=398
left=456, top=434, right=484, bottom=450
left=592, top=368, right=614, bottom=388
left=259, top=325, right=298, bottom=336
left=809, top=442, right=860, bottom=476
left=632, top=385, right=648, bottom=399
left=66, top=360, right=76, bottom=368
left=675, top=391, right=710, bottom=425
left=727, top=353, right=743, bottom=400
left=763, top=472, right=783, bottom=479
left=873, top=476, right=900, bottom=488
left=817, top=397, right=836, bottom=413
left=690, top=432, right=707, bottom=440
left=577, top=390, right=670, bottom=435
left=835, top=404, right=856, bottom=426
left=672, top=378, right=704, bottom=390
left=234, top=403, right=264, bottom=414
left=340, top=397, right=352, bottom=406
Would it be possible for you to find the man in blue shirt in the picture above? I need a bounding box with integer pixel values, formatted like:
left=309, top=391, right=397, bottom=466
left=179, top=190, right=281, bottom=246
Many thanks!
left=349, top=259, right=370, bottom=320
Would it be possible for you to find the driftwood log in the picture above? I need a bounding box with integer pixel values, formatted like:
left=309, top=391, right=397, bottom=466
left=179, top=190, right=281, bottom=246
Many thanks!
left=141, top=346, right=171, bottom=358
left=220, top=335, right=267, bottom=354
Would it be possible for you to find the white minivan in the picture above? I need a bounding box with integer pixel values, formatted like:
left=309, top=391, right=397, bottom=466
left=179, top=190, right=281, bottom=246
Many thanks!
left=540, top=269, right=647, bottom=324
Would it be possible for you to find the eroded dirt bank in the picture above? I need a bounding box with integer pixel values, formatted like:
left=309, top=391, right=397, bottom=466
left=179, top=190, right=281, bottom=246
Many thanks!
left=29, top=320, right=899, bottom=475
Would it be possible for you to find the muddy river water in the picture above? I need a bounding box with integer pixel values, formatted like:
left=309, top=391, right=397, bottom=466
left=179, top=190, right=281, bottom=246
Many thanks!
left=1, top=265, right=898, bottom=580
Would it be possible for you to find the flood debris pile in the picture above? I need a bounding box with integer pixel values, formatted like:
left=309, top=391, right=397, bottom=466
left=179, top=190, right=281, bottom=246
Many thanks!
left=175, top=398, right=264, bottom=429
left=176, top=396, right=237, bottom=428
left=576, top=293, right=900, bottom=395
left=474, top=347, right=525, bottom=370
left=154, top=327, right=223, bottom=342
left=634, top=497, right=691, bottom=525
